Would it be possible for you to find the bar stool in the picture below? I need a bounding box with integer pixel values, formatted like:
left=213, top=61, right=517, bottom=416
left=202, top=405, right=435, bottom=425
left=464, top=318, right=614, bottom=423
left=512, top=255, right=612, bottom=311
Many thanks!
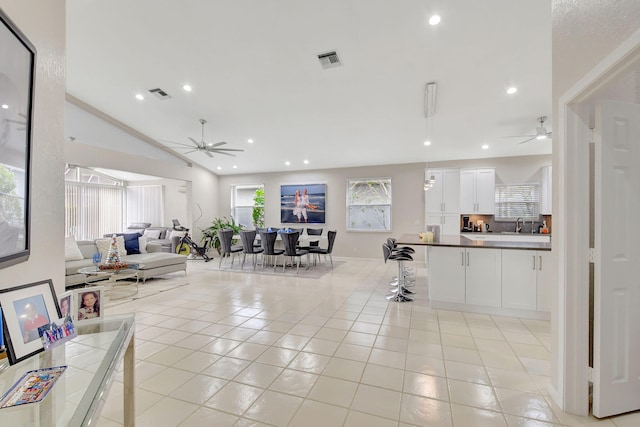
left=382, top=243, right=414, bottom=302
left=386, top=238, right=415, bottom=291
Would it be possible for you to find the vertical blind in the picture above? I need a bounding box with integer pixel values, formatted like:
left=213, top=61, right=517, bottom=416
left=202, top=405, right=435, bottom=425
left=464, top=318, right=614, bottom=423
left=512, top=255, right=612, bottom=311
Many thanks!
left=126, top=185, right=164, bottom=227
left=494, top=184, right=540, bottom=221
left=65, top=183, right=124, bottom=240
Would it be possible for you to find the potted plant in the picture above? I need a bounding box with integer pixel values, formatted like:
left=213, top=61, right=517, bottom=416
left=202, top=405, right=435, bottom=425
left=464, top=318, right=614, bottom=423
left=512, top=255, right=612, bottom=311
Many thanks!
left=202, top=216, right=243, bottom=254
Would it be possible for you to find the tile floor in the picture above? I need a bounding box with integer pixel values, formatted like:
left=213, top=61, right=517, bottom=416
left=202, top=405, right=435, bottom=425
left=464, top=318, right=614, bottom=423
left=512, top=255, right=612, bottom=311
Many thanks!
left=97, top=258, right=640, bottom=427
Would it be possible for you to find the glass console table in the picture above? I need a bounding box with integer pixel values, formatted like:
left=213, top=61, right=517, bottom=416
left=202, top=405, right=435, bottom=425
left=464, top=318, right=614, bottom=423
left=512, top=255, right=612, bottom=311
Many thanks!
left=0, top=314, right=135, bottom=426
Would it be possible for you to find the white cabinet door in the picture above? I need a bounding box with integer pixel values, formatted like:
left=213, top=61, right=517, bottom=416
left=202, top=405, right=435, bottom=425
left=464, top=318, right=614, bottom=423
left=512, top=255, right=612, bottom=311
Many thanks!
left=540, top=165, right=552, bottom=215
left=536, top=251, right=552, bottom=312
left=475, top=169, right=495, bottom=214
left=459, top=170, right=476, bottom=213
left=442, top=214, right=461, bottom=236
left=442, top=169, right=460, bottom=213
left=501, top=250, right=537, bottom=310
left=465, top=248, right=502, bottom=307
left=428, top=246, right=465, bottom=303
left=425, top=169, right=444, bottom=213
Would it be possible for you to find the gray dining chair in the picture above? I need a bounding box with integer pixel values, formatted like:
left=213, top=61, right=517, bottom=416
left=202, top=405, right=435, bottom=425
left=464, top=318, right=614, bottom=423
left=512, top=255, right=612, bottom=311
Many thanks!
left=240, top=230, right=263, bottom=270
left=217, top=229, right=243, bottom=268
left=281, top=231, right=308, bottom=273
left=259, top=231, right=284, bottom=271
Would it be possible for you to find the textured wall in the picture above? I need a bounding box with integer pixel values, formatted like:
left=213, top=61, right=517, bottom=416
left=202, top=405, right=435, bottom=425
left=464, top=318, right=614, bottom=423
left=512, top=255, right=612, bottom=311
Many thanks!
left=0, top=1, right=66, bottom=295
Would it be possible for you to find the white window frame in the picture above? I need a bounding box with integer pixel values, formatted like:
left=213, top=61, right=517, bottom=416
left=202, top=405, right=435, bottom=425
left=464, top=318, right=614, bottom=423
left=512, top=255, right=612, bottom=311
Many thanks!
left=346, top=177, right=392, bottom=232
left=231, top=184, right=263, bottom=228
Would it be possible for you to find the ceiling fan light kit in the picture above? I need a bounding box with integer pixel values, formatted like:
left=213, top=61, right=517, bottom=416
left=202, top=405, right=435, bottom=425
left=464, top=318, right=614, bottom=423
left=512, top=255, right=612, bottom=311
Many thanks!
left=502, top=115, right=552, bottom=144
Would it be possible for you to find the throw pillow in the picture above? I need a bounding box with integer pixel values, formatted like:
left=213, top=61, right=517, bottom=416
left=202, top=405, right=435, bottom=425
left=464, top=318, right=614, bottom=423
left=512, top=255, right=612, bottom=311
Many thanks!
left=95, top=235, right=126, bottom=259
left=64, top=236, right=84, bottom=261
left=117, top=233, right=142, bottom=254
left=143, top=229, right=162, bottom=240
left=138, top=236, right=148, bottom=253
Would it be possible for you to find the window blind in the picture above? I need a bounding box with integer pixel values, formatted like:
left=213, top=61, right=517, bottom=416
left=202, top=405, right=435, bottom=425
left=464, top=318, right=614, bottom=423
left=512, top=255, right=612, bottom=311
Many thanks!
left=494, top=184, right=540, bottom=221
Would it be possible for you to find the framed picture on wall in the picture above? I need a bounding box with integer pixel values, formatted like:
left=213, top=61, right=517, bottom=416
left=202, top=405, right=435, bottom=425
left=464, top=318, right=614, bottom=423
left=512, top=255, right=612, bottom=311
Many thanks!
left=280, top=184, right=326, bottom=224
left=0, top=8, right=36, bottom=269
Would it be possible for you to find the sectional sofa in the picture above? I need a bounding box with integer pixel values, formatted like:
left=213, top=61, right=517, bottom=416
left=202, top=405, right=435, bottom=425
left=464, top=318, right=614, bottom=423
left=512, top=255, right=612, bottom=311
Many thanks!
left=65, top=238, right=187, bottom=288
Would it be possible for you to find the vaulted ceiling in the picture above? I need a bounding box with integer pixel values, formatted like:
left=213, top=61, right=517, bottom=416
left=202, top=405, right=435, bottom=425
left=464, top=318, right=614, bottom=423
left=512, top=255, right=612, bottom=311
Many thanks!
left=66, top=0, right=551, bottom=175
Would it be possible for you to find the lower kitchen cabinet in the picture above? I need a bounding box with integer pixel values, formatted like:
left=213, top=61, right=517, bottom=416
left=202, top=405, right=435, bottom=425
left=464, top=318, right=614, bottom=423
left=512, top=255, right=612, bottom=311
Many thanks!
left=427, top=246, right=465, bottom=303
left=501, top=250, right=552, bottom=311
left=465, top=248, right=502, bottom=307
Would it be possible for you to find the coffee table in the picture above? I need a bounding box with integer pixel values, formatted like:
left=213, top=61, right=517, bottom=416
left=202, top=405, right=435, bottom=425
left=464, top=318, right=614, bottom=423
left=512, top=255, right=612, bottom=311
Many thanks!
left=78, top=264, right=145, bottom=299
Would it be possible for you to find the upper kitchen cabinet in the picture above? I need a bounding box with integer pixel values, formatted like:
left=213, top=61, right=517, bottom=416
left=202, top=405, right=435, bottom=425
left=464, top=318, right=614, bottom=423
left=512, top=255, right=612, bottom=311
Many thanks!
left=540, top=165, right=552, bottom=215
left=460, top=168, right=495, bottom=214
left=425, top=169, right=460, bottom=213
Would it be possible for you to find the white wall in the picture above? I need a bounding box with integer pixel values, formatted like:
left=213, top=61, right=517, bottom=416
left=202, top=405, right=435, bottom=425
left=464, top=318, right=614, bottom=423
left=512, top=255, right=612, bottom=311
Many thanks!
left=551, top=0, right=640, bottom=413
left=217, top=163, right=426, bottom=260
left=0, top=1, right=66, bottom=296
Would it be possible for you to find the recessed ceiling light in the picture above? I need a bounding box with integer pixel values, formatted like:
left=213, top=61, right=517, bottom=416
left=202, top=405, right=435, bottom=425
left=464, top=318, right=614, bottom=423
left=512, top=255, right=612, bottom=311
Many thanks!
left=285, top=161, right=290, bottom=166
left=183, top=84, right=192, bottom=92
left=303, top=160, right=309, bottom=165
left=424, top=140, right=431, bottom=146
left=247, top=139, right=254, bottom=144
left=232, top=165, right=238, bottom=169
left=507, top=87, right=518, bottom=95
left=216, top=166, right=222, bottom=170
left=482, top=144, right=489, bottom=150
left=135, top=93, right=144, bottom=100
left=429, top=15, right=441, bottom=26
left=1, top=104, right=8, bottom=109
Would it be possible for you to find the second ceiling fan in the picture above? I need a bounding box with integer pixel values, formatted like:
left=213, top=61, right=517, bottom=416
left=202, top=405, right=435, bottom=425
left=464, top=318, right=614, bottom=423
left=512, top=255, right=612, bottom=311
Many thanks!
left=504, top=116, right=553, bottom=144
left=167, top=119, right=244, bottom=157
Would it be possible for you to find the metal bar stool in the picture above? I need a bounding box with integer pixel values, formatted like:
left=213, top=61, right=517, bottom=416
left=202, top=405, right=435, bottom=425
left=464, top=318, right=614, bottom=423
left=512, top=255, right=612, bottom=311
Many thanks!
left=382, top=243, right=414, bottom=302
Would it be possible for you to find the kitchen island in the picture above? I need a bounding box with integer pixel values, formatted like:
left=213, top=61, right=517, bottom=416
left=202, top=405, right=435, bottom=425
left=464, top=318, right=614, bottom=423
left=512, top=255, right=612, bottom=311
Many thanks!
left=396, top=233, right=552, bottom=319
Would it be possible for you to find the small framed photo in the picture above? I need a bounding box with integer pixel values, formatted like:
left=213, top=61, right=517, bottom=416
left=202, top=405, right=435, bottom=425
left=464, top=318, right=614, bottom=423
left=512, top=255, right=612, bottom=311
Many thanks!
left=74, top=287, right=104, bottom=322
left=58, top=291, right=72, bottom=320
left=0, top=279, right=61, bottom=365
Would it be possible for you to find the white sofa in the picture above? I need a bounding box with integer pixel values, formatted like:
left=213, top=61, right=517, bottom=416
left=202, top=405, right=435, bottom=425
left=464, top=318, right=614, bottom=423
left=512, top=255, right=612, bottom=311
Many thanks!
left=65, top=239, right=187, bottom=288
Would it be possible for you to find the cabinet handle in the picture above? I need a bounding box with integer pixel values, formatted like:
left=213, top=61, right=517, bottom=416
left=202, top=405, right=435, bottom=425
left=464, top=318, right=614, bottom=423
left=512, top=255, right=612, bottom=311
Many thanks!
left=466, top=252, right=469, bottom=266
left=441, top=202, right=444, bottom=212
left=461, top=251, right=464, bottom=266
left=532, top=255, right=536, bottom=270
left=539, top=255, right=542, bottom=271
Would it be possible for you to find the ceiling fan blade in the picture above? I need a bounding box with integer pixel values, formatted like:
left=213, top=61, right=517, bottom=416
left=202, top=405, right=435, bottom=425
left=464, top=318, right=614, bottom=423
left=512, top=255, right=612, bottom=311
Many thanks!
left=209, top=148, right=244, bottom=152
left=187, top=137, right=201, bottom=147
left=518, top=136, right=537, bottom=144
left=204, top=150, right=213, bottom=158
left=206, top=141, right=227, bottom=148
left=211, top=151, right=236, bottom=157
left=183, top=149, right=199, bottom=154
left=501, top=134, right=536, bottom=139
left=164, top=140, right=199, bottom=148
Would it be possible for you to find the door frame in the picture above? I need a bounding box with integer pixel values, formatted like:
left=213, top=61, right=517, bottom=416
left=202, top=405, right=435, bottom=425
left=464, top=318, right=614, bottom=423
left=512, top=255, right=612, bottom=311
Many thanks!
left=553, top=28, right=640, bottom=415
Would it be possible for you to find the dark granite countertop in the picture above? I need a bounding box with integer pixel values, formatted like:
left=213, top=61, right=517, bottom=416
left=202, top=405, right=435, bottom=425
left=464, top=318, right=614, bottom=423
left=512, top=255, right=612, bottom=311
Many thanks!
left=395, top=233, right=552, bottom=251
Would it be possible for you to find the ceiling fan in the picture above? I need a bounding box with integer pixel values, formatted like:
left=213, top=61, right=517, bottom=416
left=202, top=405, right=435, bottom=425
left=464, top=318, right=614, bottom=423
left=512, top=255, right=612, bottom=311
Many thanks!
left=165, top=119, right=244, bottom=157
left=504, top=116, right=553, bottom=144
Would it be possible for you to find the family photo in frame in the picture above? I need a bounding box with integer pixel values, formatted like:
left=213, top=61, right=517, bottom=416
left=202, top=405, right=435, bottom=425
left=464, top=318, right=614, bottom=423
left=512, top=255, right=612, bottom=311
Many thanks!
left=0, top=279, right=60, bottom=365
left=74, top=287, right=103, bottom=322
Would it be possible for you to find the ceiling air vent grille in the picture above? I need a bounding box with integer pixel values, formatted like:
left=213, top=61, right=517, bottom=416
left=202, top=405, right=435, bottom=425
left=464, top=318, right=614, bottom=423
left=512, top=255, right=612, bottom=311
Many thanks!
left=318, top=50, right=342, bottom=69
left=148, top=88, right=171, bottom=100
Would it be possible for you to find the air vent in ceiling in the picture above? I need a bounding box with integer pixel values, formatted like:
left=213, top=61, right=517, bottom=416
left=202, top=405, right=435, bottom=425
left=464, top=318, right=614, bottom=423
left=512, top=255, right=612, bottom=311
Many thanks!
left=318, top=50, right=342, bottom=69
left=148, top=88, right=171, bottom=100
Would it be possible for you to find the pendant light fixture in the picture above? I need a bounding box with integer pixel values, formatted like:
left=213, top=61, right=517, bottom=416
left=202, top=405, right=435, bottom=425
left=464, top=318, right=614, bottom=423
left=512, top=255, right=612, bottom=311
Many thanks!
left=424, top=82, right=437, bottom=191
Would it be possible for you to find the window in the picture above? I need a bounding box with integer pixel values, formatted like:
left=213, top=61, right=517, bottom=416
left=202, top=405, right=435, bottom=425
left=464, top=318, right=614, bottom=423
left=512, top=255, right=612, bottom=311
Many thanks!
left=231, top=184, right=263, bottom=227
left=494, top=184, right=540, bottom=221
left=347, top=178, right=392, bottom=231
left=126, top=185, right=164, bottom=227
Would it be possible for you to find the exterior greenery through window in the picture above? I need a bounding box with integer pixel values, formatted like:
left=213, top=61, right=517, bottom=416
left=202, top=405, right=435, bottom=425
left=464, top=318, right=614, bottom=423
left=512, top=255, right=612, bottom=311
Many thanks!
left=347, top=178, right=392, bottom=231
left=231, top=184, right=264, bottom=227
left=494, top=184, right=540, bottom=221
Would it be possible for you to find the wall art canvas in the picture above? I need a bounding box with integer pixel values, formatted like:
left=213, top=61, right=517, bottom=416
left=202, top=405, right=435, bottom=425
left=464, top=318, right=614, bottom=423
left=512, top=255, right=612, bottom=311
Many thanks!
left=280, top=184, right=326, bottom=224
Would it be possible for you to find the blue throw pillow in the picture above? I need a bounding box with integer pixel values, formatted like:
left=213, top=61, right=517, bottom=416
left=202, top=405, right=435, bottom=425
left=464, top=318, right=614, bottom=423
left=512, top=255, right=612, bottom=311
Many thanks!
left=117, top=233, right=142, bottom=254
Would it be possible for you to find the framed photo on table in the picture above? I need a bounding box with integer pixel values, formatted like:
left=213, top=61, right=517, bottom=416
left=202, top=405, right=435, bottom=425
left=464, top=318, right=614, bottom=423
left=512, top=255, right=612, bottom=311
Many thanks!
left=0, top=279, right=61, bottom=365
left=0, top=8, right=36, bottom=270
left=74, top=287, right=104, bottom=322
left=58, top=290, right=72, bottom=320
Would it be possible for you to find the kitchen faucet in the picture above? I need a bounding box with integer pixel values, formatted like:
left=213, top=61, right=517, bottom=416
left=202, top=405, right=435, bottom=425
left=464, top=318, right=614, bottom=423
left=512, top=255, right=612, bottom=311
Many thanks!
left=515, top=217, right=524, bottom=233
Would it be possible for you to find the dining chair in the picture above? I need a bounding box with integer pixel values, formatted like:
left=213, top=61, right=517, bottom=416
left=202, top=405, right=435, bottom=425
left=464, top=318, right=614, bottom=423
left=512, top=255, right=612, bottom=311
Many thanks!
left=300, top=228, right=323, bottom=250
left=217, top=229, right=243, bottom=268
left=259, top=231, right=284, bottom=271
left=308, top=230, right=336, bottom=268
left=281, top=231, right=309, bottom=273
left=240, top=230, right=263, bottom=270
